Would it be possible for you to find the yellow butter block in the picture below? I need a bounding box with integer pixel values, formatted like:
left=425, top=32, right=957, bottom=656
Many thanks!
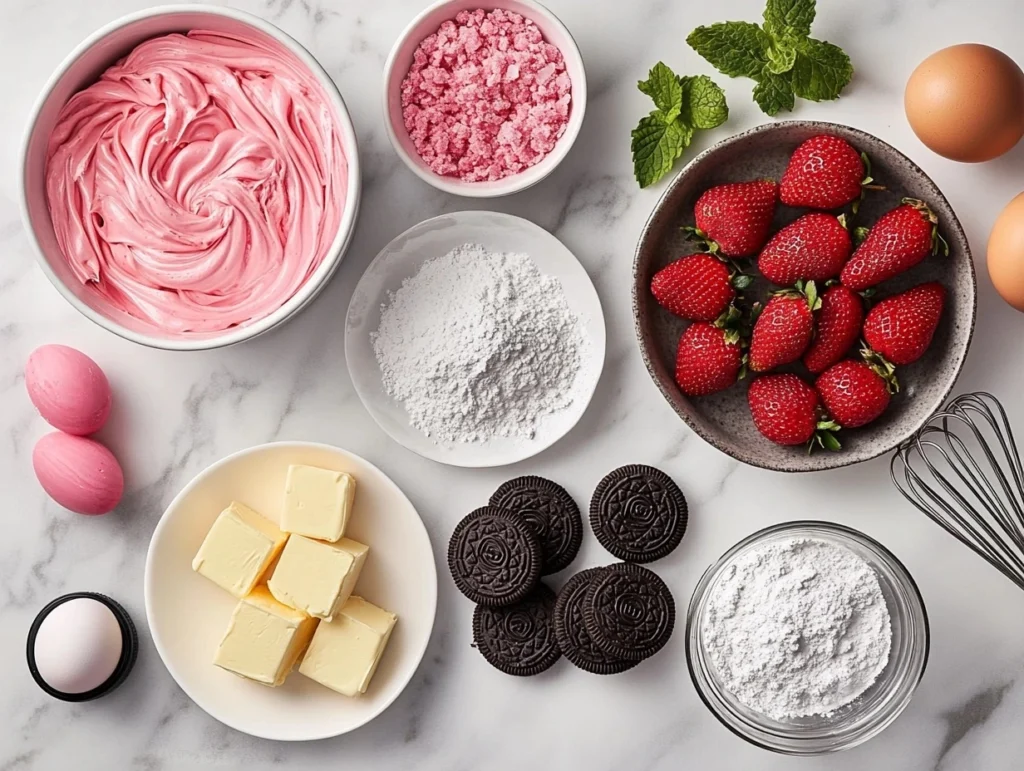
left=299, top=596, right=397, bottom=697
left=214, top=586, right=318, bottom=687
left=192, top=502, right=287, bottom=598
left=268, top=535, right=368, bottom=620
left=281, top=464, right=356, bottom=543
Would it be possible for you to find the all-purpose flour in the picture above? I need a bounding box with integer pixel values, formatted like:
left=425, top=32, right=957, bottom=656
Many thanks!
left=372, top=244, right=589, bottom=444
left=702, top=537, right=892, bottom=721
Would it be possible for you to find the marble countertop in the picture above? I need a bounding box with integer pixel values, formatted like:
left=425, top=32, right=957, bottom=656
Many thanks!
left=3, top=0, right=1024, bottom=768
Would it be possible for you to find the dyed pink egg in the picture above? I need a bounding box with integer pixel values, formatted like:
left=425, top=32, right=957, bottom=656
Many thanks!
left=33, top=433, right=124, bottom=516
left=25, top=345, right=112, bottom=436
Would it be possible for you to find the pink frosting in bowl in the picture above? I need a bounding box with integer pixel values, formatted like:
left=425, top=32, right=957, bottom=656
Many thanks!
left=22, top=8, right=361, bottom=348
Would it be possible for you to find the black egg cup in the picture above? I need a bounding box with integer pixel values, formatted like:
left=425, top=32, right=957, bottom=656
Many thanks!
left=26, top=592, right=139, bottom=702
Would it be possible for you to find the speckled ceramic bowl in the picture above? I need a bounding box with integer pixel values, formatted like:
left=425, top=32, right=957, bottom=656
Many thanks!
left=633, top=121, right=976, bottom=472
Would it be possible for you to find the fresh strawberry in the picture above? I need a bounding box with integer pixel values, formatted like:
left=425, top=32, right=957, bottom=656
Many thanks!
left=863, top=282, right=946, bottom=365
left=690, top=180, right=778, bottom=257
left=803, top=285, right=864, bottom=374
left=748, top=374, right=838, bottom=448
left=748, top=281, right=820, bottom=372
left=674, top=320, right=744, bottom=397
left=651, top=253, right=750, bottom=321
left=780, top=135, right=878, bottom=210
left=840, top=199, right=947, bottom=291
left=815, top=359, right=895, bottom=429
left=758, top=213, right=852, bottom=286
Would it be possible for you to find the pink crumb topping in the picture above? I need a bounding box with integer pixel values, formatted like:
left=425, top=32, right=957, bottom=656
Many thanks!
left=400, top=8, right=572, bottom=182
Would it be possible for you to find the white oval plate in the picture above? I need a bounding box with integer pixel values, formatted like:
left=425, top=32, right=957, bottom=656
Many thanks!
left=345, top=211, right=606, bottom=468
left=144, top=442, right=437, bottom=741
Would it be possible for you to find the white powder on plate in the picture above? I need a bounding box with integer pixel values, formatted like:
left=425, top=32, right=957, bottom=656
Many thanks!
left=702, top=537, right=892, bottom=721
left=372, top=243, right=590, bottom=444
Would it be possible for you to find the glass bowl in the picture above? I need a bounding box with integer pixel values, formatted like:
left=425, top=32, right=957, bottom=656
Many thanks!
left=686, top=521, right=929, bottom=755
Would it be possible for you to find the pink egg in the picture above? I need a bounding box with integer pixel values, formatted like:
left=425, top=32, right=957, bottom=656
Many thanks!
left=33, top=433, right=123, bottom=516
left=25, top=345, right=112, bottom=436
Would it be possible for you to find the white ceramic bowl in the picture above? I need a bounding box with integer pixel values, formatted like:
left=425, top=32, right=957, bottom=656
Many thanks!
left=382, top=0, right=587, bottom=198
left=144, top=442, right=437, bottom=741
left=20, top=5, right=362, bottom=351
left=345, top=210, right=606, bottom=467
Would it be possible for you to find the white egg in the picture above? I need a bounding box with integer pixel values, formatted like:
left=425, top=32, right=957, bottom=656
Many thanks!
left=34, top=598, right=122, bottom=694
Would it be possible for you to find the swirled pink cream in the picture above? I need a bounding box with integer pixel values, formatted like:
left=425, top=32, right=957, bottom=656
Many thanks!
left=45, top=30, right=348, bottom=334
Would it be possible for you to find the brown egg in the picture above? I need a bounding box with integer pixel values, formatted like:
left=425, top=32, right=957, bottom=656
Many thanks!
left=905, top=43, right=1024, bottom=162
left=988, top=192, right=1024, bottom=310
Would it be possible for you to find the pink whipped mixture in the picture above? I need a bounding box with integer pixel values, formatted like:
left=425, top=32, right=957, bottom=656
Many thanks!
left=45, top=31, right=348, bottom=334
left=400, top=9, right=571, bottom=182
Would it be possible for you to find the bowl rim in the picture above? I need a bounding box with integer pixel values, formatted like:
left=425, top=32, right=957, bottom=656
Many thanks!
left=632, top=120, right=978, bottom=473
left=685, top=519, right=931, bottom=755
left=19, top=3, right=363, bottom=352
left=142, top=440, right=439, bottom=741
left=380, top=0, right=587, bottom=198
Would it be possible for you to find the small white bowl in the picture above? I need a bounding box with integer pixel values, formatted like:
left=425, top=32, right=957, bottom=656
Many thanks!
left=144, top=441, right=437, bottom=741
left=382, top=0, right=587, bottom=198
left=20, top=5, right=362, bottom=351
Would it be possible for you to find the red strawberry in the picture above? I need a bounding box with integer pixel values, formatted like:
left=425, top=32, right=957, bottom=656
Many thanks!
left=803, top=285, right=864, bottom=374
left=815, top=359, right=895, bottom=429
left=758, top=213, right=852, bottom=286
left=748, top=374, right=835, bottom=447
left=780, top=135, right=877, bottom=210
left=691, top=180, right=778, bottom=257
left=675, top=321, right=744, bottom=397
left=748, top=281, right=820, bottom=372
left=863, top=282, right=946, bottom=365
left=840, top=199, right=947, bottom=291
left=651, top=253, right=749, bottom=321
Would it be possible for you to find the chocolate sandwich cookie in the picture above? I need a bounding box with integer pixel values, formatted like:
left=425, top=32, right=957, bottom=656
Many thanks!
left=489, top=476, right=583, bottom=575
left=448, top=507, right=542, bottom=606
left=553, top=567, right=638, bottom=675
left=473, top=584, right=561, bottom=676
left=582, top=562, right=675, bottom=662
left=590, top=465, right=688, bottom=563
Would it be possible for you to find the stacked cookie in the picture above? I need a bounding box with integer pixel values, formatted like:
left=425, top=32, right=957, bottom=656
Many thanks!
left=448, top=466, right=687, bottom=676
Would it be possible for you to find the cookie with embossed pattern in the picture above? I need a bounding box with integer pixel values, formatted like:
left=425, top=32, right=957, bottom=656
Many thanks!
left=590, top=465, right=688, bottom=563
left=489, top=476, right=582, bottom=575
left=553, top=567, right=638, bottom=675
left=473, top=583, right=560, bottom=676
left=448, top=507, right=542, bottom=606
left=582, top=562, right=675, bottom=662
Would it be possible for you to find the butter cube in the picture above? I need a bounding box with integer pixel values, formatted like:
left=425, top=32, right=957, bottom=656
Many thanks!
left=268, top=535, right=368, bottom=620
left=192, top=502, right=287, bottom=598
left=213, top=586, right=318, bottom=686
left=281, top=465, right=356, bottom=542
left=299, top=596, right=397, bottom=696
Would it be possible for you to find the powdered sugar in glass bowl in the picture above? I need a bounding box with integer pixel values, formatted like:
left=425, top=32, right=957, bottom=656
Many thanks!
left=383, top=0, right=586, bottom=198
left=687, top=521, right=930, bottom=755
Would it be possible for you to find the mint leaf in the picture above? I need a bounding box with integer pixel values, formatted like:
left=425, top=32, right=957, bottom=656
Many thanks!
left=686, top=22, right=771, bottom=79
left=752, top=72, right=795, bottom=115
left=765, top=40, right=797, bottom=74
left=791, top=37, right=853, bottom=101
left=632, top=115, right=692, bottom=188
left=763, top=0, right=816, bottom=40
left=681, top=75, right=729, bottom=130
left=638, top=62, right=683, bottom=122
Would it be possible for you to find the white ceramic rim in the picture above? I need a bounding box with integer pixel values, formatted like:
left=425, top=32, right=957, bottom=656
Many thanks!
left=19, top=4, right=363, bottom=351
left=344, top=210, right=606, bottom=468
left=381, top=0, right=587, bottom=198
left=143, top=440, right=438, bottom=741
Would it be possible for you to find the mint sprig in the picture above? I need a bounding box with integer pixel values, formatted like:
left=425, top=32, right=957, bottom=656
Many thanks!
left=632, top=63, right=728, bottom=188
left=687, top=0, right=852, bottom=116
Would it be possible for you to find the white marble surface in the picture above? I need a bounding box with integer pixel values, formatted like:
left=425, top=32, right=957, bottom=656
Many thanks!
left=3, top=0, right=1024, bottom=768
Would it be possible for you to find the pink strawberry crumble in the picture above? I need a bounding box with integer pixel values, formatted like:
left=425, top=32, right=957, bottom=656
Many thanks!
left=400, top=8, right=572, bottom=182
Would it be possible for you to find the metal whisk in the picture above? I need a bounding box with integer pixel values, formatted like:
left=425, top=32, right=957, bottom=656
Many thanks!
left=891, top=392, right=1024, bottom=592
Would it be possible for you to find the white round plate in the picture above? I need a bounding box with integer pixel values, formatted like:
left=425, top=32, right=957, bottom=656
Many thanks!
left=345, top=210, right=606, bottom=468
left=144, top=442, right=437, bottom=741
